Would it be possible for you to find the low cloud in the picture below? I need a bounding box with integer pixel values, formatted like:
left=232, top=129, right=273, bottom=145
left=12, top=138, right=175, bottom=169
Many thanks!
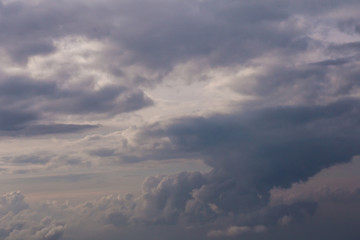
left=207, top=225, right=267, bottom=238
left=0, top=192, right=65, bottom=240
left=0, top=177, right=359, bottom=240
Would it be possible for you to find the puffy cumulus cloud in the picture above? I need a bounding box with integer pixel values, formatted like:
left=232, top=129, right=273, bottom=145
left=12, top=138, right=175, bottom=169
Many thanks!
left=5, top=219, right=66, bottom=240
left=63, top=172, right=360, bottom=239
left=0, top=191, right=28, bottom=216
left=133, top=172, right=206, bottom=224
left=0, top=177, right=359, bottom=240
left=0, top=192, right=65, bottom=240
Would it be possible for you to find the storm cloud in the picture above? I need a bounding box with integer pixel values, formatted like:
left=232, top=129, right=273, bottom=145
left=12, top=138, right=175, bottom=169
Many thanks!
left=87, top=98, right=359, bottom=225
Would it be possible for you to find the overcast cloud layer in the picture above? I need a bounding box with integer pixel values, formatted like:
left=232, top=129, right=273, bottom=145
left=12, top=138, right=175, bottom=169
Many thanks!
left=1, top=0, right=360, bottom=239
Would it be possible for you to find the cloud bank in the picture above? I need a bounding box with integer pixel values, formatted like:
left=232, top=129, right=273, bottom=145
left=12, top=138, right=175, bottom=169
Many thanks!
left=1, top=0, right=360, bottom=239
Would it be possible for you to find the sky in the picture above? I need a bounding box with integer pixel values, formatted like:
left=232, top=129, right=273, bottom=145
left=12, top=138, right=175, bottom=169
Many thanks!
left=0, top=0, right=360, bottom=239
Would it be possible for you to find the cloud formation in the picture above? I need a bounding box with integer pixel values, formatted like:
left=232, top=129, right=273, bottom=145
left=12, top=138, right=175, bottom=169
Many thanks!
left=207, top=225, right=267, bottom=238
left=1, top=0, right=360, bottom=239
left=81, top=99, right=360, bottom=223
left=0, top=191, right=65, bottom=240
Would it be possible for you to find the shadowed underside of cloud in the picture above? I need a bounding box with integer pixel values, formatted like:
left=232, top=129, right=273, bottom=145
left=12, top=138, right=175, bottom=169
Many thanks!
left=0, top=104, right=98, bottom=136
left=18, top=124, right=99, bottom=136
left=0, top=109, right=99, bottom=136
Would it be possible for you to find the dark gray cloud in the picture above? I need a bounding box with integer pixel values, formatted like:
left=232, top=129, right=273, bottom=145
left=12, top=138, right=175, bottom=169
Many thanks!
left=19, top=124, right=99, bottom=136
left=9, top=39, right=56, bottom=64
left=0, top=75, right=57, bottom=98
left=0, top=122, right=99, bottom=136
left=47, top=87, right=152, bottom=115
left=0, top=109, right=38, bottom=131
left=0, top=75, right=153, bottom=116
left=0, top=0, right=352, bottom=70
left=338, top=18, right=360, bottom=34
left=229, top=55, right=360, bottom=106
left=0, top=0, right=79, bottom=64
left=0, top=119, right=98, bottom=136
left=88, top=148, right=116, bottom=158
left=310, top=57, right=353, bottom=66
left=9, top=154, right=51, bottom=165
left=0, top=74, right=152, bottom=136
left=329, top=42, right=360, bottom=53
left=0, top=0, right=293, bottom=68
left=106, top=1, right=294, bottom=69
left=93, top=98, right=360, bottom=226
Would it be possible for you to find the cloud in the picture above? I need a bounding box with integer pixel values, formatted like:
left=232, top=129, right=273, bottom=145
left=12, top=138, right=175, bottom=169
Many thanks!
left=133, top=172, right=206, bottom=224
left=338, top=18, right=360, bottom=34
left=0, top=0, right=360, bottom=239
left=278, top=215, right=293, bottom=226
left=0, top=191, right=28, bottom=216
left=0, top=73, right=152, bottom=136
left=73, top=98, right=360, bottom=231
left=0, top=74, right=153, bottom=114
left=9, top=154, right=51, bottom=165
left=113, top=98, right=360, bottom=176
left=9, top=39, right=56, bottom=65
left=0, top=122, right=98, bottom=137
left=0, top=0, right=358, bottom=137
left=0, top=151, right=91, bottom=174
left=0, top=108, right=38, bottom=131
left=0, top=0, right=344, bottom=71
left=207, top=225, right=267, bottom=238
left=18, top=124, right=99, bottom=136
left=0, top=192, right=65, bottom=240
left=270, top=179, right=360, bottom=206
left=0, top=182, right=358, bottom=240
